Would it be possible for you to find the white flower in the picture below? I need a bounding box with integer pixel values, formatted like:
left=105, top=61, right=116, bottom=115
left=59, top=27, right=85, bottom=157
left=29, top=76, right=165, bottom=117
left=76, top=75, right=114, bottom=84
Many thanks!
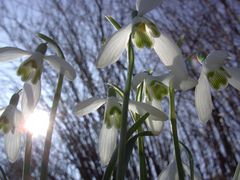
left=74, top=96, right=167, bottom=164
left=96, top=0, right=162, bottom=68
left=97, top=0, right=196, bottom=90
left=195, top=50, right=240, bottom=123
left=0, top=82, right=40, bottom=162
left=133, top=72, right=169, bottom=134
left=158, top=160, right=202, bottom=180
left=153, top=32, right=197, bottom=90
left=0, top=44, right=76, bottom=82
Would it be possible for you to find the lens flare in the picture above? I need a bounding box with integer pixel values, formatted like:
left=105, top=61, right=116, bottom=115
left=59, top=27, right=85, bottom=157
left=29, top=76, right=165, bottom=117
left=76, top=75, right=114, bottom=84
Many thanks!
left=24, top=110, right=49, bottom=137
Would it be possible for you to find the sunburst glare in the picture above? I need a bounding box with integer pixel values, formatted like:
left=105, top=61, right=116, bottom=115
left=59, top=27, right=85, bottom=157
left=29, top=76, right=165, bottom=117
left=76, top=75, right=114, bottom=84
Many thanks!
left=24, top=110, right=49, bottom=137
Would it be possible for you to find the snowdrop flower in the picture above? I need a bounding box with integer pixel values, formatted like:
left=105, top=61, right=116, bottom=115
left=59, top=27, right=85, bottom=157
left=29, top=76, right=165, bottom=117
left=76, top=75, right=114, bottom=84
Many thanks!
left=153, top=32, right=197, bottom=90
left=97, top=0, right=195, bottom=91
left=0, top=82, right=40, bottom=162
left=0, top=43, right=76, bottom=82
left=133, top=72, right=169, bottom=134
left=74, top=88, right=167, bottom=165
left=195, top=50, right=240, bottom=123
left=0, top=92, right=24, bottom=162
left=158, top=160, right=201, bottom=180
left=97, top=0, right=162, bottom=68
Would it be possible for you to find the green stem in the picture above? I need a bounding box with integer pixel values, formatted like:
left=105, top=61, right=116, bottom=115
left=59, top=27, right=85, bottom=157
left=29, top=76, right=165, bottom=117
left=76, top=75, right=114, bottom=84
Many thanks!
left=116, top=38, right=134, bottom=180
left=138, top=128, right=147, bottom=180
left=169, top=81, right=185, bottom=180
left=136, top=82, right=147, bottom=180
left=22, top=133, right=32, bottom=180
left=40, top=73, right=64, bottom=180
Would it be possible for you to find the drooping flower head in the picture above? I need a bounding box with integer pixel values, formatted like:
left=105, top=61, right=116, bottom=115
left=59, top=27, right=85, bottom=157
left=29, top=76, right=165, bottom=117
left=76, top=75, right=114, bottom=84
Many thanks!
left=133, top=72, right=169, bottom=134
left=195, top=50, right=240, bottom=123
left=0, top=91, right=24, bottom=162
left=96, top=0, right=162, bottom=68
left=74, top=87, right=167, bottom=164
left=0, top=43, right=76, bottom=82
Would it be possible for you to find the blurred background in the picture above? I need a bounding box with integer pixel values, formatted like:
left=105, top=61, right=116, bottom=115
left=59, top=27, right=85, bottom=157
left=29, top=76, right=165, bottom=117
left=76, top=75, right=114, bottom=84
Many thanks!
left=0, top=0, right=239, bottom=179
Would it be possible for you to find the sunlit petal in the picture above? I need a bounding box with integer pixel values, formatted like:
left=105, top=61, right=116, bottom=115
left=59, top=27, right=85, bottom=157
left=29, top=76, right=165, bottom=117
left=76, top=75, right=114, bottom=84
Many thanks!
left=4, top=131, right=21, bottom=163
left=205, top=50, right=228, bottom=71
left=154, top=32, right=182, bottom=66
left=136, top=0, right=163, bottom=16
left=195, top=70, right=213, bottom=123
left=145, top=100, right=164, bottom=135
left=74, top=98, right=108, bottom=116
left=0, top=47, right=30, bottom=62
left=96, top=24, right=132, bottom=68
left=99, top=123, right=118, bottom=165
left=129, top=100, right=168, bottom=121
left=45, top=55, right=76, bottom=81
left=224, top=67, right=240, bottom=91
left=21, top=81, right=41, bottom=117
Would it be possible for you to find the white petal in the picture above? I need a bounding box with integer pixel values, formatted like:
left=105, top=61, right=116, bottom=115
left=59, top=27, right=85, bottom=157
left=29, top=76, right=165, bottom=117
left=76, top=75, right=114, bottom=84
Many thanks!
left=0, top=47, right=30, bottom=62
left=224, top=67, right=240, bottom=91
left=158, top=160, right=178, bottom=180
left=45, top=55, right=76, bottom=81
left=99, top=123, right=118, bottom=165
left=96, top=24, right=132, bottom=68
left=205, top=50, right=228, bottom=71
left=158, top=160, right=202, bottom=180
left=132, top=72, right=149, bottom=88
left=136, top=0, right=163, bottom=16
left=74, top=98, right=107, bottom=116
left=21, top=81, right=41, bottom=117
left=195, top=70, right=213, bottom=123
left=145, top=100, right=164, bottom=135
left=4, top=131, right=21, bottom=163
left=179, top=77, right=197, bottom=91
left=233, top=162, right=240, bottom=180
left=129, top=100, right=168, bottom=121
left=154, top=32, right=182, bottom=66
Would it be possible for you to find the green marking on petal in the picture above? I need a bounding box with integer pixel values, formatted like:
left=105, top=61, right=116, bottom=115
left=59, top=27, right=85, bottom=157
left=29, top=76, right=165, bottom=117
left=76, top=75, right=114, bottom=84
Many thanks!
left=146, top=22, right=160, bottom=38
left=132, top=23, right=153, bottom=49
left=105, top=105, right=122, bottom=129
left=149, top=80, right=168, bottom=100
left=207, top=68, right=228, bottom=90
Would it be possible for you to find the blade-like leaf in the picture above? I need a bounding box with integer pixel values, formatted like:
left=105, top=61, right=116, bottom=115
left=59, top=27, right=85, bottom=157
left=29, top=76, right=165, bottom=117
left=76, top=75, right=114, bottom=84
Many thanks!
left=105, top=16, right=122, bottom=30
left=37, top=33, right=65, bottom=58
left=179, top=141, right=194, bottom=180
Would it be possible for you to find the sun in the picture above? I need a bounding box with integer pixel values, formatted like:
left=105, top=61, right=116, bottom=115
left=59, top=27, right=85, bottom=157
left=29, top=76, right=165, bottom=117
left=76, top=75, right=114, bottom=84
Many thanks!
left=23, top=110, right=49, bottom=137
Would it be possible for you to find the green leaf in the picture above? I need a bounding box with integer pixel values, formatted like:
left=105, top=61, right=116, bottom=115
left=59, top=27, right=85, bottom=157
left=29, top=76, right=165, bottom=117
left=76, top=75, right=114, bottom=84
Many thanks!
left=179, top=142, right=194, bottom=180
left=37, top=33, right=65, bottom=59
left=127, top=113, right=149, bottom=138
left=107, top=83, right=124, bottom=98
left=105, top=16, right=121, bottom=30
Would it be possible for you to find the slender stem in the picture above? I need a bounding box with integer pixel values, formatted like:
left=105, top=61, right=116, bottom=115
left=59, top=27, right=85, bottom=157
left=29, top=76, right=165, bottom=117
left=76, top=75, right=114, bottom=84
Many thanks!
left=40, top=74, right=64, bottom=180
left=22, top=133, right=32, bottom=180
left=169, top=81, right=185, bottom=180
left=138, top=128, right=147, bottom=180
left=136, top=82, right=147, bottom=180
left=116, top=39, right=134, bottom=180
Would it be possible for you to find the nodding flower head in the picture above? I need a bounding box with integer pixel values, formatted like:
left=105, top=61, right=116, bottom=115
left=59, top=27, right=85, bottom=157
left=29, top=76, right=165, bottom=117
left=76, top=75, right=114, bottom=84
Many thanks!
left=17, top=43, right=47, bottom=84
left=0, top=92, right=21, bottom=134
left=104, top=87, right=122, bottom=129
left=132, top=19, right=160, bottom=49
